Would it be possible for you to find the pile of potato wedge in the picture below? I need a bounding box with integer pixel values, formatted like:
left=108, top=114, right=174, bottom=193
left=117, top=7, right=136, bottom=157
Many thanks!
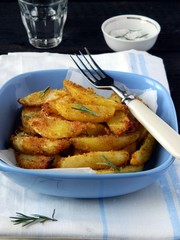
left=10, top=79, right=156, bottom=173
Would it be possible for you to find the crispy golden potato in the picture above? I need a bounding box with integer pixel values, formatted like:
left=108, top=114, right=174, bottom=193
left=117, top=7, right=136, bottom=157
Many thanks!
left=63, top=80, right=123, bottom=110
left=11, top=135, right=70, bottom=155
left=21, top=107, right=42, bottom=134
left=109, top=93, right=127, bottom=111
left=122, top=142, right=137, bottom=155
left=43, top=100, right=115, bottom=123
left=18, top=89, right=67, bottom=107
left=71, top=132, right=139, bottom=152
left=81, top=123, right=108, bottom=136
left=119, top=164, right=144, bottom=173
left=130, top=133, right=156, bottom=165
left=138, top=125, right=148, bottom=142
left=28, top=115, right=97, bottom=138
left=127, top=110, right=142, bottom=132
left=41, top=101, right=59, bottom=116
left=16, top=153, right=54, bottom=169
left=109, top=92, right=122, bottom=102
left=21, top=106, right=42, bottom=117
left=54, top=150, right=129, bottom=169
left=96, top=164, right=144, bottom=174
left=11, top=79, right=155, bottom=173
left=107, top=111, right=132, bottom=135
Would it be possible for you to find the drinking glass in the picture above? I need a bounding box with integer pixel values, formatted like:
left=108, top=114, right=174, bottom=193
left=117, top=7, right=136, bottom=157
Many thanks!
left=18, top=0, right=68, bottom=49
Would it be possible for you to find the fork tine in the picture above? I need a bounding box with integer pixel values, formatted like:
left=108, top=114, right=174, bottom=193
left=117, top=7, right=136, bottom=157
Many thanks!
left=84, top=47, right=109, bottom=78
left=79, top=50, right=103, bottom=79
left=70, top=54, right=99, bottom=83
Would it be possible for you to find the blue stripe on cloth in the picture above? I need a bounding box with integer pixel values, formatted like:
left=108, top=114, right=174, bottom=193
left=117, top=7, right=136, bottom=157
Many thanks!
left=99, top=198, right=108, bottom=240
left=159, top=174, right=180, bottom=239
left=128, top=52, right=139, bottom=74
left=168, top=165, right=180, bottom=204
left=138, top=54, right=149, bottom=76
left=136, top=52, right=180, bottom=239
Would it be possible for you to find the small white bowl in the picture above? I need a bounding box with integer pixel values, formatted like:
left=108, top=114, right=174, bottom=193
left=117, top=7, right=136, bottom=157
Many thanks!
left=101, top=14, right=161, bottom=52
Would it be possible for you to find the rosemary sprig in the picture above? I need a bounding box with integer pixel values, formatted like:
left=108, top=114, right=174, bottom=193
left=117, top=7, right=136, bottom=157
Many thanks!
left=10, top=209, right=57, bottom=227
left=102, top=155, right=121, bottom=173
left=23, top=114, right=32, bottom=119
left=72, top=104, right=99, bottom=117
left=39, top=86, right=50, bottom=97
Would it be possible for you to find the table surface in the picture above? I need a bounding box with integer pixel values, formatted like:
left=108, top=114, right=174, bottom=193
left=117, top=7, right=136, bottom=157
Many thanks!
left=0, top=0, right=180, bottom=128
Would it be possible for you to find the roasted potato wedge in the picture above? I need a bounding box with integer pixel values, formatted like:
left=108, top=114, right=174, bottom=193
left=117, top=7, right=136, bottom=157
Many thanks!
left=71, top=132, right=139, bottom=152
left=63, top=80, right=124, bottom=110
left=43, top=100, right=115, bottom=123
left=21, top=107, right=42, bottom=134
left=122, top=142, right=137, bottom=155
left=96, top=164, right=144, bottom=174
left=81, top=123, right=108, bottom=136
left=18, top=89, right=67, bottom=107
left=130, top=133, right=156, bottom=165
left=107, top=110, right=132, bottom=135
left=54, top=150, right=129, bottom=169
left=16, top=153, right=54, bottom=169
left=11, top=135, right=70, bottom=155
left=109, top=92, right=127, bottom=111
left=28, top=115, right=97, bottom=138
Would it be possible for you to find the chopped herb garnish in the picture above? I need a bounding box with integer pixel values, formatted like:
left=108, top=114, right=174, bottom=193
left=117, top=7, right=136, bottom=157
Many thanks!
left=102, top=155, right=121, bottom=173
left=72, top=104, right=99, bottom=116
left=39, top=86, right=50, bottom=97
left=23, top=114, right=31, bottom=119
left=10, top=209, right=57, bottom=227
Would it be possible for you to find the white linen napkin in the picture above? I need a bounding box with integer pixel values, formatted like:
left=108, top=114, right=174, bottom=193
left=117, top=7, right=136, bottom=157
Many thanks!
left=0, top=50, right=179, bottom=240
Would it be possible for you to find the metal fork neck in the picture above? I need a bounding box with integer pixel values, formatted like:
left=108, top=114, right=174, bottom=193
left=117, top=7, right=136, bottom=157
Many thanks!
left=122, top=93, right=136, bottom=104
left=111, top=85, right=135, bottom=104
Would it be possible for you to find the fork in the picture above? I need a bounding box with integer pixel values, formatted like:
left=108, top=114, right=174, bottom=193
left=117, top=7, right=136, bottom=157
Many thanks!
left=71, top=48, right=180, bottom=159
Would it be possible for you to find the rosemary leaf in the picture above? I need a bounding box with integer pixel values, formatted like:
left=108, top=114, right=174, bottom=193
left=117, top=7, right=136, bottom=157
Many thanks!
left=10, top=209, right=57, bottom=227
left=102, top=155, right=121, bottom=173
left=72, top=104, right=99, bottom=117
left=39, top=86, right=50, bottom=97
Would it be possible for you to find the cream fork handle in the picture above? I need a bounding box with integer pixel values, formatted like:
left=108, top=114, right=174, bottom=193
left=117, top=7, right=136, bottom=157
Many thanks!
left=125, top=98, right=180, bottom=159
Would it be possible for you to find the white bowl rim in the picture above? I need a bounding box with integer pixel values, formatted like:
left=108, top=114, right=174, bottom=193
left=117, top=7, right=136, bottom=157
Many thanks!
left=101, top=14, right=161, bottom=43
